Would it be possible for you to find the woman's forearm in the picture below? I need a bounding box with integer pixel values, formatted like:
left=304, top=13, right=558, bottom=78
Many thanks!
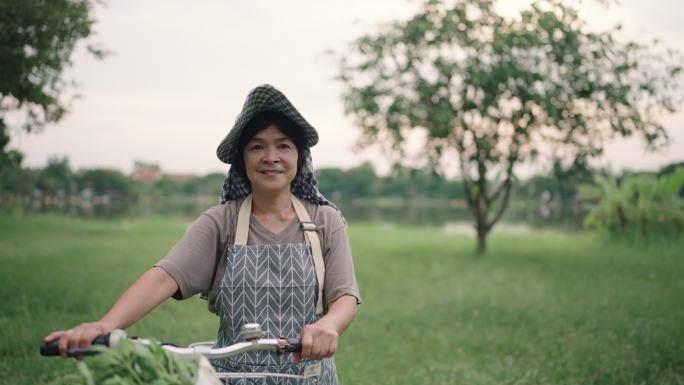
left=99, top=266, right=178, bottom=329
left=44, top=266, right=179, bottom=354
left=294, top=295, right=358, bottom=362
left=316, top=295, right=358, bottom=335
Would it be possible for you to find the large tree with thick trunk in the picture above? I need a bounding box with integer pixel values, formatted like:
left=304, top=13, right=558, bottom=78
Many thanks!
left=337, top=0, right=683, bottom=253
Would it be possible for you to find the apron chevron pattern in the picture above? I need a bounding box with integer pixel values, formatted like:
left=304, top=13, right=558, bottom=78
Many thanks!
left=212, top=196, right=339, bottom=385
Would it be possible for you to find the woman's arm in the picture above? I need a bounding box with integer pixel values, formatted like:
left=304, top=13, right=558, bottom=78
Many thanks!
left=294, top=294, right=358, bottom=363
left=43, top=266, right=178, bottom=356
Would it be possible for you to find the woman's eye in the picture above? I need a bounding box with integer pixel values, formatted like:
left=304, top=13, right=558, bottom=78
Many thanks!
left=249, top=144, right=264, bottom=151
left=279, top=143, right=292, bottom=149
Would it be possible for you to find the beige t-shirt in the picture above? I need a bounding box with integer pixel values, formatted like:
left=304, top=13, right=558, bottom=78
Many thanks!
left=155, top=197, right=361, bottom=314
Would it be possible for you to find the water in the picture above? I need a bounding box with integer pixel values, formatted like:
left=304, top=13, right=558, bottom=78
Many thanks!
left=1, top=192, right=589, bottom=230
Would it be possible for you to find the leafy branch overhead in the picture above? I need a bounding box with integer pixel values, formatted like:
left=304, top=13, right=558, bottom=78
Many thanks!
left=0, top=0, right=106, bottom=169
left=337, top=0, right=684, bottom=252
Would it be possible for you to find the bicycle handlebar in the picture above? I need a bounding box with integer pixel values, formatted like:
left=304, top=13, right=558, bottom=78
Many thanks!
left=40, top=329, right=128, bottom=357
left=40, top=330, right=302, bottom=359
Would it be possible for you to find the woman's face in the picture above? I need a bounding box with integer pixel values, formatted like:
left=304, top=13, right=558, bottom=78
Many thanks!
left=243, top=124, right=298, bottom=193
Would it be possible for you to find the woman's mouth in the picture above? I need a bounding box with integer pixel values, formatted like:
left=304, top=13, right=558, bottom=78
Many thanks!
left=259, top=170, right=284, bottom=175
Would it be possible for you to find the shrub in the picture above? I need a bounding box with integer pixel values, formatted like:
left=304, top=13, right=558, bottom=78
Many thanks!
left=584, top=169, right=684, bottom=239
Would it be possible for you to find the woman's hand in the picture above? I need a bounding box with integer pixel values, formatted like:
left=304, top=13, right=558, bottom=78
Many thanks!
left=293, top=321, right=338, bottom=363
left=43, top=320, right=115, bottom=357
left=292, top=295, right=358, bottom=363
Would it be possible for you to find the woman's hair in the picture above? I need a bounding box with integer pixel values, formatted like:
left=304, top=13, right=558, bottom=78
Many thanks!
left=232, top=110, right=306, bottom=181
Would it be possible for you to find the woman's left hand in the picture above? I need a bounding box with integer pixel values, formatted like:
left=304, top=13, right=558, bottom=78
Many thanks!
left=292, top=295, right=357, bottom=363
left=293, top=321, right=338, bottom=363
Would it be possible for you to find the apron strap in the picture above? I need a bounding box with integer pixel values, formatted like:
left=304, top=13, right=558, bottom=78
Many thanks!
left=234, top=195, right=252, bottom=245
left=291, top=195, right=326, bottom=316
left=234, top=194, right=326, bottom=315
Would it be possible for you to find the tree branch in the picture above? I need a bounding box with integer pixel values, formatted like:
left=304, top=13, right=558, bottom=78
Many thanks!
left=486, top=154, right=516, bottom=229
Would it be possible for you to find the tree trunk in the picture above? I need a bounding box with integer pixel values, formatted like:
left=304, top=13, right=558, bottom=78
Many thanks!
left=475, top=224, right=489, bottom=255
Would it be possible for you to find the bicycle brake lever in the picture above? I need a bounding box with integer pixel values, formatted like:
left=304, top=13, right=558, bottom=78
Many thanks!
left=276, top=337, right=302, bottom=354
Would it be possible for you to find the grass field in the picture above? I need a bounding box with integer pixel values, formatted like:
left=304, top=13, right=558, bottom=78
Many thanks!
left=1, top=215, right=683, bottom=385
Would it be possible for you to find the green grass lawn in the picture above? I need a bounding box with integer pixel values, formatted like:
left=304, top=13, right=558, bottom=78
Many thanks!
left=1, top=215, right=683, bottom=385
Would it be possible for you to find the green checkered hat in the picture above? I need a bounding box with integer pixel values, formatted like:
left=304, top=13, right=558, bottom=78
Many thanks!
left=216, top=84, right=319, bottom=164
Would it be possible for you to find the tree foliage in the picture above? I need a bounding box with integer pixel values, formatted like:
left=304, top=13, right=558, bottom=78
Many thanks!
left=0, top=156, right=140, bottom=216
left=337, top=0, right=683, bottom=252
left=0, top=0, right=104, bottom=170
left=77, top=168, right=135, bottom=197
left=36, top=156, right=73, bottom=192
left=316, top=162, right=464, bottom=201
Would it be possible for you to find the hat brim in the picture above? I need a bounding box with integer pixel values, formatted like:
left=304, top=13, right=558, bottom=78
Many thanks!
left=216, top=84, right=319, bottom=164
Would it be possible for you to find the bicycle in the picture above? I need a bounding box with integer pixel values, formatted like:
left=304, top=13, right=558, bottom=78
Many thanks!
left=40, top=323, right=321, bottom=384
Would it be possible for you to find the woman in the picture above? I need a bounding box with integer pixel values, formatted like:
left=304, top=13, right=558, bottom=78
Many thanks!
left=44, top=84, right=362, bottom=384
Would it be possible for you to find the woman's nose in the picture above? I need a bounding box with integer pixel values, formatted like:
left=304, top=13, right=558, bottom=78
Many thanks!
left=262, top=146, right=280, bottom=162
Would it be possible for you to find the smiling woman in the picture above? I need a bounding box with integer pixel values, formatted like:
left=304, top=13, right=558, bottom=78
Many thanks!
left=43, top=85, right=362, bottom=385
left=173, top=85, right=362, bottom=384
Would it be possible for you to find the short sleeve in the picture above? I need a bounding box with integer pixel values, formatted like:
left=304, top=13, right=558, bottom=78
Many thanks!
left=318, top=207, right=362, bottom=306
left=155, top=213, right=221, bottom=300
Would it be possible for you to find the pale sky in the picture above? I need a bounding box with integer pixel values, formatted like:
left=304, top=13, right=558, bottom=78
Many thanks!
left=10, top=0, right=684, bottom=176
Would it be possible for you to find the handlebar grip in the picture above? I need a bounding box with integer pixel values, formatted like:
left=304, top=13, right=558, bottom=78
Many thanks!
left=40, top=330, right=127, bottom=357
left=40, top=340, right=63, bottom=356
left=92, top=333, right=110, bottom=346
left=283, top=337, right=302, bottom=353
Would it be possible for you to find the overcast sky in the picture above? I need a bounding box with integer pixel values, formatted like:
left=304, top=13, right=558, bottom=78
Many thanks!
left=10, top=0, right=684, bottom=176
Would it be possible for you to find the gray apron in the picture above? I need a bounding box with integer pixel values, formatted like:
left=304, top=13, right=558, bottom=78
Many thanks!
left=212, top=195, right=339, bottom=385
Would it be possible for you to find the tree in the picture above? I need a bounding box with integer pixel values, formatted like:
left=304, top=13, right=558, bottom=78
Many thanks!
left=337, top=0, right=683, bottom=253
left=317, top=162, right=380, bottom=200
left=0, top=163, right=38, bottom=196
left=36, top=156, right=73, bottom=193
left=0, top=0, right=105, bottom=171
left=76, top=168, right=137, bottom=198
left=658, top=161, right=684, bottom=178
left=317, top=167, right=348, bottom=199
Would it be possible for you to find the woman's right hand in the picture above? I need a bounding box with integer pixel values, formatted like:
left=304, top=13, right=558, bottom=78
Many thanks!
left=43, top=321, right=114, bottom=357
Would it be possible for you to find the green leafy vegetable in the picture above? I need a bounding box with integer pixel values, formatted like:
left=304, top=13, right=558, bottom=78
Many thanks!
left=49, top=340, right=198, bottom=385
